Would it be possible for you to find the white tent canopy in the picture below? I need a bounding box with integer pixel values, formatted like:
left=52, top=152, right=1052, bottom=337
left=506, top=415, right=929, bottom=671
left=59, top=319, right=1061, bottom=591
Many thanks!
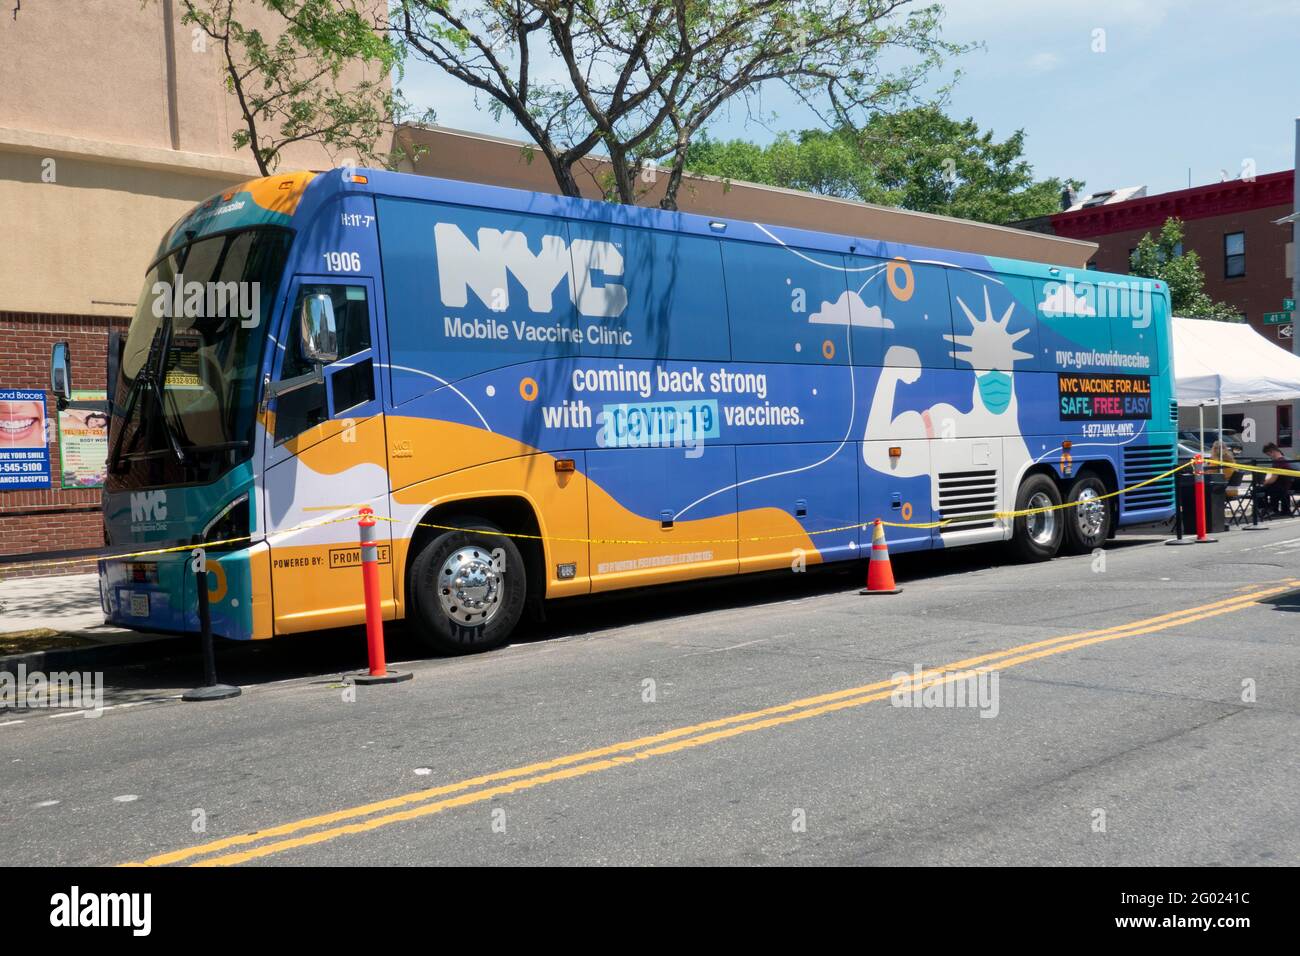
left=1173, top=316, right=1300, bottom=406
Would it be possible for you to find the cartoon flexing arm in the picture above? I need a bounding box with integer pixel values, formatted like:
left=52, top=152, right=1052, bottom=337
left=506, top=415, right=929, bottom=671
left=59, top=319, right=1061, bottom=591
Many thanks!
left=863, top=346, right=931, bottom=476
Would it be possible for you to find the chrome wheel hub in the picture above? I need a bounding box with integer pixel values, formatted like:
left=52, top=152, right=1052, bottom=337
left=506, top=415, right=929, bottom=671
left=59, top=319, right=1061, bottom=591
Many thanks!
left=438, top=548, right=503, bottom=625
left=1075, top=487, right=1105, bottom=538
left=1026, top=491, right=1057, bottom=546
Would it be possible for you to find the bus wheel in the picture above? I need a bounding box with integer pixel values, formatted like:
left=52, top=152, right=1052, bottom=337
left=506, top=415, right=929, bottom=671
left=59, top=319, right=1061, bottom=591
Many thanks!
left=1009, top=474, right=1063, bottom=562
left=1062, top=474, right=1111, bottom=554
left=409, top=518, right=526, bottom=654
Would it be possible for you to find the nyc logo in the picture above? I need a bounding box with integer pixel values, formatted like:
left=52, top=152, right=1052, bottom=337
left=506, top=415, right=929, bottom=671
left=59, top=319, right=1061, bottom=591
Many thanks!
left=130, top=490, right=168, bottom=523
left=434, top=223, right=628, bottom=318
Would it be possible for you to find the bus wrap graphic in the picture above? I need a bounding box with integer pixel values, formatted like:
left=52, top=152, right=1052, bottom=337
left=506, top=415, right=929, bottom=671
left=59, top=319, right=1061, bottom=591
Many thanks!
left=1057, top=373, right=1153, bottom=421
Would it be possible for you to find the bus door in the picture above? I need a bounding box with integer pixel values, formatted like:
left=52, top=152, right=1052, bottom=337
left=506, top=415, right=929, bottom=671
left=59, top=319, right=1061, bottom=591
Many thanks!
left=261, top=276, right=393, bottom=634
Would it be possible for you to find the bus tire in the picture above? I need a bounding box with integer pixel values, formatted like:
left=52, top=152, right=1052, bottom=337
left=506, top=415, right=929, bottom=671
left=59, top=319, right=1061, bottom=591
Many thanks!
left=1009, top=473, right=1063, bottom=562
left=409, top=518, right=526, bottom=654
left=1062, top=474, right=1112, bottom=555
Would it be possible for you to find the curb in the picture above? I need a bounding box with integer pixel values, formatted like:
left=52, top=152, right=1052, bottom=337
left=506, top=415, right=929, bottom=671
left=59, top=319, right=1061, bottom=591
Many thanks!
left=0, top=636, right=186, bottom=674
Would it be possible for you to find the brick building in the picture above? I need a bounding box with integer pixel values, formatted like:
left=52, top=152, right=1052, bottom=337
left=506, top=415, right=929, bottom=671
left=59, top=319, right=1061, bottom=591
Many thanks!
left=1031, top=172, right=1296, bottom=343
left=1016, top=171, right=1298, bottom=453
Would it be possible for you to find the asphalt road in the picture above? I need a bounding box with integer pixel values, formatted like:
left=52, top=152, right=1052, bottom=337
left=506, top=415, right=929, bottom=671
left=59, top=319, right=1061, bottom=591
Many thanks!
left=3, top=521, right=1299, bottom=867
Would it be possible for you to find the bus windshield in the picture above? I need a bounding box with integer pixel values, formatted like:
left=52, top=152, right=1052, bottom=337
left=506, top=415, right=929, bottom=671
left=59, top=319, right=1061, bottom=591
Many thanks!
left=106, top=227, right=291, bottom=491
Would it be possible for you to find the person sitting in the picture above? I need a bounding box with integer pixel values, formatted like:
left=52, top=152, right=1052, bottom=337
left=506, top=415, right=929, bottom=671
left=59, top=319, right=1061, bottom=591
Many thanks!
left=1254, top=443, right=1299, bottom=516
left=1209, top=441, right=1236, bottom=483
left=1213, top=442, right=1250, bottom=523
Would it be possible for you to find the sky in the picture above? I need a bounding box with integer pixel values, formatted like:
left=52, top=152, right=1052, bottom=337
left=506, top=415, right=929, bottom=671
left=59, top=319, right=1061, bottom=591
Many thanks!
left=397, top=0, right=1300, bottom=199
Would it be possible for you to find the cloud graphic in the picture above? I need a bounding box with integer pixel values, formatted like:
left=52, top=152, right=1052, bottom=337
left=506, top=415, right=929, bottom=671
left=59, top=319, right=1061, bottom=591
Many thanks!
left=1039, top=281, right=1095, bottom=318
left=809, top=290, right=895, bottom=329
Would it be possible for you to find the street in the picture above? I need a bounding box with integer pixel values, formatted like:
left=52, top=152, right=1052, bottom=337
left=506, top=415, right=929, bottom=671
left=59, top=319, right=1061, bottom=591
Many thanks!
left=2, top=521, right=1297, bottom=868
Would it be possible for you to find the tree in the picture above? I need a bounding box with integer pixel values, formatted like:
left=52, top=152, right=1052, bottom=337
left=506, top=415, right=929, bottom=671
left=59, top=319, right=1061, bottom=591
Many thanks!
left=686, top=129, right=874, bottom=201
left=686, top=108, right=1080, bottom=225
left=1129, top=218, right=1242, bottom=321
left=395, top=1, right=970, bottom=209
left=180, top=0, right=408, bottom=175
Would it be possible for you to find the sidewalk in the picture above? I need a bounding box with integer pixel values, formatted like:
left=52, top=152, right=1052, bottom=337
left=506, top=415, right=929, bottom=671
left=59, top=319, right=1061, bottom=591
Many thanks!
left=0, top=572, right=170, bottom=662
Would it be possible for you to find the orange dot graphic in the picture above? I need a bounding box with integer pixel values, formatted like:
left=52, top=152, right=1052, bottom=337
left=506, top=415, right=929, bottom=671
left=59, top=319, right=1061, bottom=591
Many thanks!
left=901, top=502, right=913, bottom=521
left=519, top=377, right=539, bottom=401
left=886, top=258, right=915, bottom=302
left=822, top=340, right=835, bottom=360
left=206, top=562, right=228, bottom=603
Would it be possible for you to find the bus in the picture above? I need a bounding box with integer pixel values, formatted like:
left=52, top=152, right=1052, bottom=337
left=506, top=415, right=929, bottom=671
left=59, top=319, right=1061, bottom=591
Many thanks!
left=53, top=168, right=1177, bottom=654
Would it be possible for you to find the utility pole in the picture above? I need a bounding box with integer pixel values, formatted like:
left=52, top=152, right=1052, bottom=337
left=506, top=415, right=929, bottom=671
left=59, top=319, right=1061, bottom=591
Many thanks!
left=1293, top=118, right=1300, bottom=448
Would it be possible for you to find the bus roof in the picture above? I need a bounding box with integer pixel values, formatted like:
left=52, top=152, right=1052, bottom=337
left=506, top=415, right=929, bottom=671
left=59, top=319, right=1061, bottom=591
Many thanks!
left=168, top=167, right=1155, bottom=295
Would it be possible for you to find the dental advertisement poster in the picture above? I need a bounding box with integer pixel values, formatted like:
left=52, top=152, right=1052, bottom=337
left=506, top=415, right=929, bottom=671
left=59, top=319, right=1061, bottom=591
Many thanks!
left=0, top=388, right=52, bottom=489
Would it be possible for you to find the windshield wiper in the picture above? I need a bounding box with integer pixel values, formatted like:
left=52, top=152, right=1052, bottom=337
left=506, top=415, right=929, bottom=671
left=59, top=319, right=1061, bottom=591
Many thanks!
left=150, top=305, right=189, bottom=466
left=120, top=440, right=248, bottom=461
left=107, top=317, right=189, bottom=473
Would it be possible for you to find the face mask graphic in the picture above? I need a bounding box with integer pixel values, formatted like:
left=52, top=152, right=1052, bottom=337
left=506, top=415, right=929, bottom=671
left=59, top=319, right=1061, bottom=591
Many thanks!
left=976, top=370, right=1012, bottom=414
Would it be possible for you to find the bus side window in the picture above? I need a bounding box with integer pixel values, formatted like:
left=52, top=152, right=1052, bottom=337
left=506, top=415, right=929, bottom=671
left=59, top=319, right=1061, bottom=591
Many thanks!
left=722, top=242, right=851, bottom=364
left=844, top=256, right=955, bottom=368
left=571, top=223, right=730, bottom=361
left=1032, top=277, right=1115, bottom=372
left=274, top=285, right=372, bottom=443
left=943, top=271, right=1039, bottom=371
left=1106, top=277, right=1159, bottom=368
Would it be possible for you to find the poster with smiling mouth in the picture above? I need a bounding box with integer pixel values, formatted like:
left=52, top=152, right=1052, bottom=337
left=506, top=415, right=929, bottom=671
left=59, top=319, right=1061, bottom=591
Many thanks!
left=0, top=389, right=52, bottom=489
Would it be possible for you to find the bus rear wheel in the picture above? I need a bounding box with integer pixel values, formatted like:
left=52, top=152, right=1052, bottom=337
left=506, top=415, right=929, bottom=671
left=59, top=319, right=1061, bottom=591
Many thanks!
left=1062, top=474, right=1112, bottom=554
left=1009, top=473, right=1063, bottom=562
left=409, top=518, right=526, bottom=654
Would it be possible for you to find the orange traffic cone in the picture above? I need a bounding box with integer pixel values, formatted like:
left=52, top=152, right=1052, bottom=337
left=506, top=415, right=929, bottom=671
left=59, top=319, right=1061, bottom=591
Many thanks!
left=860, top=519, right=903, bottom=595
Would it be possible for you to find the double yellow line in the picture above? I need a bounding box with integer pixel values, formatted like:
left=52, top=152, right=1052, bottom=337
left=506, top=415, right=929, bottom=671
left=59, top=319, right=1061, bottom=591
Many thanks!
left=125, top=580, right=1298, bottom=867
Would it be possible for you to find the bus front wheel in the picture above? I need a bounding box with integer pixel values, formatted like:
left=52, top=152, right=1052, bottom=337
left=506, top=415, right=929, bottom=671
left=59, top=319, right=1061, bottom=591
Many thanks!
left=409, top=518, right=526, bottom=654
left=1009, top=474, right=1063, bottom=562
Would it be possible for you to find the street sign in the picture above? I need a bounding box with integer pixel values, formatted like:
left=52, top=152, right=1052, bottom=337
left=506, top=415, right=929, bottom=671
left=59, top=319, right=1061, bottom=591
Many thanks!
left=1280, top=324, right=1294, bottom=339
left=1263, top=311, right=1293, bottom=325
left=1285, top=297, right=1296, bottom=311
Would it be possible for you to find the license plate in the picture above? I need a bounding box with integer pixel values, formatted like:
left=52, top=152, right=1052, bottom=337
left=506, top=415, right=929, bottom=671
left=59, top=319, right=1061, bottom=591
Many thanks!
left=129, top=593, right=150, bottom=618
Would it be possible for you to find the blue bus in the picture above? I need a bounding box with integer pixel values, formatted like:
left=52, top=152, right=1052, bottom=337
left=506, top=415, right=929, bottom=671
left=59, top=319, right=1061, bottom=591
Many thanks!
left=57, top=168, right=1176, bottom=653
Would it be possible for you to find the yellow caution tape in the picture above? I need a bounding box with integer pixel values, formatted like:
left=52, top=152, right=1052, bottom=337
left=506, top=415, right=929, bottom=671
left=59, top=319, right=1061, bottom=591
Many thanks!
left=2, top=460, right=1195, bottom=570
left=1205, top=458, right=1300, bottom=479
left=0, top=514, right=360, bottom=575
left=373, top=459, right=1193, bottom=547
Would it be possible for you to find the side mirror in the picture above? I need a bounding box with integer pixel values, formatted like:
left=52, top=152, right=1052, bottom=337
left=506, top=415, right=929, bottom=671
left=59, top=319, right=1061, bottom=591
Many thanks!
left=300, top=293, right=338, bottom=365
left=51, top=341, right=72, bottom=408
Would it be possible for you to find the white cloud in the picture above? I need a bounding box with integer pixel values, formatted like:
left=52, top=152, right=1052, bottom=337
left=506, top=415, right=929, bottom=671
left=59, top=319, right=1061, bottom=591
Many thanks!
left=809, top=290, right=895, bottom=328
left=1026, top=52, right=1062, bottom=73
left=1039, top=281, right=1096, bottom=318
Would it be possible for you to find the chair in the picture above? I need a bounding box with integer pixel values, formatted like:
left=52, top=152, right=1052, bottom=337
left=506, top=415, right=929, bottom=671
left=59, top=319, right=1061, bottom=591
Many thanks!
left=1225, top=469, right=1251, bottom=526
left=1247, top=461, right=1297, bottom=522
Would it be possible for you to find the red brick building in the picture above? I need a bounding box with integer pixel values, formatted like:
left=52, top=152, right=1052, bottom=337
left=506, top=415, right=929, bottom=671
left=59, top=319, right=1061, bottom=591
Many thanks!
left=0, top=314, right=125, bottom=573
left=1047, top=171, right=1296, bottom=345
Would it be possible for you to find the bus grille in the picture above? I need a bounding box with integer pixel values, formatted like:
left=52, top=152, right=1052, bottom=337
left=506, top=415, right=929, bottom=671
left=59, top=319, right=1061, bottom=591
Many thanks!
left=1122, top=444, right=1176, bottom=511
left=1169, top=400, right=1179, bottom=424
left=938, top=470, right=999, bottom=531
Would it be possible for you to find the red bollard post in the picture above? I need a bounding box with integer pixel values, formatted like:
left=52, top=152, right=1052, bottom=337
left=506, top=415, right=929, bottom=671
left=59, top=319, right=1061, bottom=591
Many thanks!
left=352, top=507, right=412, bottom=685
left=1192, top=455, right=1218, bottom=545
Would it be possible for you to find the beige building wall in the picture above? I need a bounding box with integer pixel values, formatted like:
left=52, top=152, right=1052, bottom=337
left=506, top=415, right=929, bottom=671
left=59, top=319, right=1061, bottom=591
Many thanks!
left=0, top=137, right=255, bottom=315
left=394, top=125, right=1098, bottom=269
left=0, top=0, right=383, bottom=316
left=0, top=0, right=362, bottom=166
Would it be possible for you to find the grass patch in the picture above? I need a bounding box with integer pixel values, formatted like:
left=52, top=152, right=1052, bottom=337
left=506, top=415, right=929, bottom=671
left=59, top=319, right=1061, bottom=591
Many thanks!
left=0, top=629, right=97, bottom=655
